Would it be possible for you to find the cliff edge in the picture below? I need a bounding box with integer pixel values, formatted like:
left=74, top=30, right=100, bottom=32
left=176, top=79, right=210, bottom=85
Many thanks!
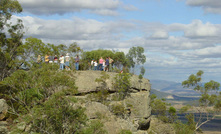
left=74, top=70, right=151, bottom=134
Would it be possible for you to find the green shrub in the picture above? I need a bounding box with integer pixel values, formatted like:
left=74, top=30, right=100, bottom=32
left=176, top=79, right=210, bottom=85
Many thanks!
left=2, top=64, right=78, bottom=115
left=113, top=73, right=131, bottom=100
left=110, top=103, right=126, bottom=118
left=81, top=120, right=107, bottom=134
left=118, top=129, right=132, bottom=134
left=22, top=92, right=87, bottom=134
left=168, top=106, right=177, bottom=123
left=173, top=120, right=195, bottom=134
left=95, top=71, right=110, bottom=89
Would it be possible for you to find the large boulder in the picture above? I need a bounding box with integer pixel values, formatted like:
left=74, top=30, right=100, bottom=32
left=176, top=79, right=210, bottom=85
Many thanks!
left=74, top=71, right=150, bottom=93
left=74, top=71, right=152, bottom=133
left=84, top=101, right=137, bottom=134
left=0, top=99, right=8, bottom=121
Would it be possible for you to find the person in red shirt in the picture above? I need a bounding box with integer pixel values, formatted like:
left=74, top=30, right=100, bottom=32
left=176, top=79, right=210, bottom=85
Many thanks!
left=98, top=57, right=103, bottom=71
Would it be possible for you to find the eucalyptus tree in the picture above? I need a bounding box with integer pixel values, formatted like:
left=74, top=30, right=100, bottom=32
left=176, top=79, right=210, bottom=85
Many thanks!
left=126, top=46, right=146, bottom=72
left=0, top=0, right=23, bottom=80
left=68, top=42, right=83, bottom=56
left=182, top=70, right=221, bottom=132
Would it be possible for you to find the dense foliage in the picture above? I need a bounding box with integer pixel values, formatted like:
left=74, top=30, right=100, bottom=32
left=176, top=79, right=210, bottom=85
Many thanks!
left=0, top=0, right=23, bottom=80
left=113, top=73, right=131, bottom=100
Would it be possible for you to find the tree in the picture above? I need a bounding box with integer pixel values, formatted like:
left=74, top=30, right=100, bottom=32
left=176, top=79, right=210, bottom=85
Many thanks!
left=140, top=66, right=145, bottom=76
left=2, top=64, right=78, bottom=116
left=151, top=98, right=167, bottom=117
left=114, top=51, right=127, bottom=69
left=82, top=49, right=127, bottom=71
left=0, top=0, right=23, bottom=80
left=126, top=46, right=146, bottom=72
left=113, top=73, right=131, bottom=100
left=18, top=37, right=47, bottom=63
left=138, top=66, right=145, bottom=80
left=182, top=70, right=221, bottom=131
left=10, top=91, right=87, bottom=134
left=68, top=42, right=83, bottom=56
left=168, top=106, right=177, bottom=123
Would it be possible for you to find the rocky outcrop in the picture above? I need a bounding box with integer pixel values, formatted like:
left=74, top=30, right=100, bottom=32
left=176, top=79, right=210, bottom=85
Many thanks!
left=74, top=71, right=150, bottom=93
left=0, top=99, right=8, bottom=134
left=74, top=71, right=151, bottom=134
left=0, top=99, right=8, bottom=121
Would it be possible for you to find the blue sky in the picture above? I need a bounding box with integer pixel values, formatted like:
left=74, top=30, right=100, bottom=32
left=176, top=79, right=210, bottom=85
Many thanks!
left=15, top=0, right=221, bottom=83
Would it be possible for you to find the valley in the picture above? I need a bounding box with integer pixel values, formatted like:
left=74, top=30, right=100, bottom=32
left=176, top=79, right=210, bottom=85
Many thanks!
left=150, top=79, right=221, bottom=133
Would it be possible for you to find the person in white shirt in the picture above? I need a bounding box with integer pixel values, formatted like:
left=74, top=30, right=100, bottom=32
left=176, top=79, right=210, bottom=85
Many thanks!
left=65, top=53, right=70, bottom=70
left=94, top=61, right=98, bottom=70
left=91, top=59, right=94, bottom=70
left=59, top=55, right=65, bottom=70
left=102, top=60, right=106, bottom=71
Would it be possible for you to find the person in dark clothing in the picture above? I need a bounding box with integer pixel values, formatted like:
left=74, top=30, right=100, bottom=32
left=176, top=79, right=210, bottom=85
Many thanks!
left=105, top=57, right=109, bottom=71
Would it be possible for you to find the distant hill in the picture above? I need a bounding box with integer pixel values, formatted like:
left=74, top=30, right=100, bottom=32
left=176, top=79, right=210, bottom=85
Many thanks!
left=150, top=88, right=173, bottom=99
left=150, top=79, right=200, bottom=96
left=150, top=89, right=199, bottom=101
left=150, top=80, right=177, bottom=91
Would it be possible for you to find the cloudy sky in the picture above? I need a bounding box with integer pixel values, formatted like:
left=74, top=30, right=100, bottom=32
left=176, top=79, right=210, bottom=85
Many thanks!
left=15, top=0, right=221, bottom=83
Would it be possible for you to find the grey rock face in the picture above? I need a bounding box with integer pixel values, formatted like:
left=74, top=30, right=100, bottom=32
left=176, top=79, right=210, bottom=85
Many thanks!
left=75, top=71, right=151, bottom=133
left=0, top=99, right=8, bottom=134
left=0, top=99, right=8, bottom=121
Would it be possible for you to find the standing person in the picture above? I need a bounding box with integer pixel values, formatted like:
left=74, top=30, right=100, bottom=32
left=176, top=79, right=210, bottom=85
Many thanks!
left=54, top=55, right=58, bottom=64
left=105, top=57, right=109, bottom=72
left=102, top=60, right=106, bottom=71
left=94, top=60, right=97, bottom=70
left=59, top=55, right=65, bottom=70
left=98, top=57, right=103, bottom=71
left=65, top=53, right=70, bottom=70
left=75, top=55, right=80, bottom=70
left=90, top=59, right=94, bottom=70
left=37, top=55, right=41, bottom=64
left=45, top=53, right=49, bottom=63
left=49, top=55, right=54, bottom=64
left=109, top=57, right=114, bottom=72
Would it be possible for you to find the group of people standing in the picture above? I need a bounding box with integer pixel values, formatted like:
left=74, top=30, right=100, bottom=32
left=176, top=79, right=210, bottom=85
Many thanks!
left=90, top=57, right=114, bottom=72
left=37, top=53, right=80, bottom=71
left=36, top=54, right=113, bottom=72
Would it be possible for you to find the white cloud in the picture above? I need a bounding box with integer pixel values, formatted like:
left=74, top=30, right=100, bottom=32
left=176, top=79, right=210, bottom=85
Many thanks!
left=122, top=4, right=138, bottom=11
left=18, top=0, right=121, bottom=15
left=150, top=31, right=169, bottom=39
left=184, top=20, right=218, bottom=38
left=18, top=0, right=137, bottom=16
left=186, top=0, right=221, bottom=14
left=184, top=45, right=221, bottom=58
left=17, top=15, right=221, bottom=53
left=14, top=15, right=138, bottom=49
left=90, top=9, right=119, bottom=16
left=12, top=14, right=221, bottom=82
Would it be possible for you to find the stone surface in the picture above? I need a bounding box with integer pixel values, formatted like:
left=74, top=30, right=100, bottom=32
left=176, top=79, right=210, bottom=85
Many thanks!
left=0, top=99, right=8, bottom=121
left=74, top=71, right=152, bottom=133
left=85, top=102, right=112, bottom=119
left=148, top=117, right=175, bottom=134
left=0, top=121, right=8, bottom=134
left=124, top=91, right=151, bottom=119
left=74, top=71, right=150, bottom=93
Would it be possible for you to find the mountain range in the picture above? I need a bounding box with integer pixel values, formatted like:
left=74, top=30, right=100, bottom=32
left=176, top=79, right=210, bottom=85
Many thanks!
left=150, top=79, right=200, bottom=97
